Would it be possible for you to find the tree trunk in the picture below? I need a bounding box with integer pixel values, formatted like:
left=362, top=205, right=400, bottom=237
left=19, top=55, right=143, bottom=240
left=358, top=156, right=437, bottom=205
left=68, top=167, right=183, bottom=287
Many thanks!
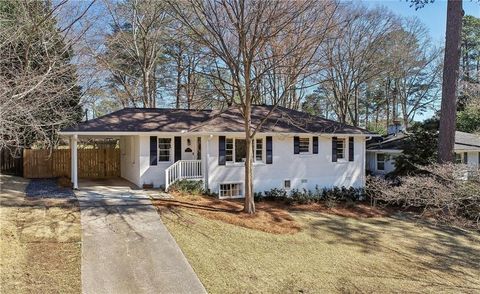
left=243, top=103, right=255, bottom=214
left=176, top=60, right=182, bottom=109
left=438, top=0, right=463, bottom=163
left=385, top=79, right=390, bottom=131
left=354, top=86, right=359, bottom=126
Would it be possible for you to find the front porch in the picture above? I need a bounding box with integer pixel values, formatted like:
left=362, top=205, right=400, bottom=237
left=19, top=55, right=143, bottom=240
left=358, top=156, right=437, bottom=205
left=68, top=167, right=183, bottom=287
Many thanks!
left=165, top=159, right=203, bottom=191
left=66, top=133, right=208, bottom=191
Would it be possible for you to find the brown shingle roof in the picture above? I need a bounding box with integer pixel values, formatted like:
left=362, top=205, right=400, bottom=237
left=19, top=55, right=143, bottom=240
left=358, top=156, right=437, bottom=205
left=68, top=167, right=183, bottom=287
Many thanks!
left=455, top=131, right=480, bottom=151
left=367, top=131, right=480, bottom=151
left=62, top=105, right=374, bottom=135
left=63, top=108, right=213, bottom=132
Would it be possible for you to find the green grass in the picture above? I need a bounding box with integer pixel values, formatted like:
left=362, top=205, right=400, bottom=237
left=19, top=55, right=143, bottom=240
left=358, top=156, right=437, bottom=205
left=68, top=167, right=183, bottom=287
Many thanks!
left=161, top=208, right=480, bottom=293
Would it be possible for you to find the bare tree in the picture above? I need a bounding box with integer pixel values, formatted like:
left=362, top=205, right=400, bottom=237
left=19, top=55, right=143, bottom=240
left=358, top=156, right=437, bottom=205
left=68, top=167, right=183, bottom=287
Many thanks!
left=95, top=0, right=171, bottom=108
left=164, top=20, right=214, bottom=109
left=0, top=0, right=94, bottom=150
left=169, top=0, right=337, bottom=213
left=318, top=5, right=397, bottom=126
left=383, top=17, right=443, bottom=129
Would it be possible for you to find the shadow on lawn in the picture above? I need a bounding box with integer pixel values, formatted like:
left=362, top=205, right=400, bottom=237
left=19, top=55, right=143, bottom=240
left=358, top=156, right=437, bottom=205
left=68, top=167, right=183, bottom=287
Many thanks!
left=304, top=212, right=480, bottom=282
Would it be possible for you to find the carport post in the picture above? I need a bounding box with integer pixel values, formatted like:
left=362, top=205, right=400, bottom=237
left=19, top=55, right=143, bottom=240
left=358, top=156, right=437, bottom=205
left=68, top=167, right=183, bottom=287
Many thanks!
left=72, top=134, right=78, bottom=189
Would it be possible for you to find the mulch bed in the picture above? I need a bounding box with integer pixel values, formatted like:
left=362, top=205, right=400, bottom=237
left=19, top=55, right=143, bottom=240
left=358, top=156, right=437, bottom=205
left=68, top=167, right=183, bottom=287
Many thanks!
left=154, top=193, right=392, bottom=234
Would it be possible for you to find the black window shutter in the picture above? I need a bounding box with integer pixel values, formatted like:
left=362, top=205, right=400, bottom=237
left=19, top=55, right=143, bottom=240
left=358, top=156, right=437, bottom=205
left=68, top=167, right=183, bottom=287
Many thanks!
left=149, top=136, right=157, bottom=165
left=219, top=136, right=226, bottom=165
left=313, top=137, right=318, bottom=154
left=348, top=137, right=354, bottom=161
left=332, top=137, right=337, bottom=162
left=464, top=152, right=468, bottom=163
left=174, top=136, right=182, bottom=162
left=266, top=136, right=273, bottom=164
left=294, top=136, right=300, bottom=154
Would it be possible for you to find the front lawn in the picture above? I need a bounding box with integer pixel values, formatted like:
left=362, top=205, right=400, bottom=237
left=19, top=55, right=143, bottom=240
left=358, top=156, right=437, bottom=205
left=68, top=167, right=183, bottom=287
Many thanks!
left=0, top=175, right=81, bottom=293
left=156, top=195, right=480, bottom=293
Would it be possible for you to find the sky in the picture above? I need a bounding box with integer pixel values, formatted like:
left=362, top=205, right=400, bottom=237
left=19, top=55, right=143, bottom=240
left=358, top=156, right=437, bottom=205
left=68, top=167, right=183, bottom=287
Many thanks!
left=361, top=0, right=479, bottom=121
left=363, top=0, right=479, bottom=44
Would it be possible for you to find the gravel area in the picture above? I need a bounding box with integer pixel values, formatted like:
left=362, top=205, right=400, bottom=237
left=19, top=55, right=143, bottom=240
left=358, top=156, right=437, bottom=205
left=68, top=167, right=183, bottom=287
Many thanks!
left=26, top=179, right=76, bottom=199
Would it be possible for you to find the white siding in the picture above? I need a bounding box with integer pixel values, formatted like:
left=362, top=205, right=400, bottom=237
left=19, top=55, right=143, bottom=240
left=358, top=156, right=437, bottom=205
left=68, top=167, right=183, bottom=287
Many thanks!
left=139, top=135, right=172, bottom=188
left=135, top=133, right=368, bottom=194
left=455, top=151, right=480, bottom=168
left=206, top=135, right=366, bottom=196
left=468, top=152, right=480, bottom=167
left=366, top=151, right=399, bottom=175
left=120, top=136, right=141, bottom=186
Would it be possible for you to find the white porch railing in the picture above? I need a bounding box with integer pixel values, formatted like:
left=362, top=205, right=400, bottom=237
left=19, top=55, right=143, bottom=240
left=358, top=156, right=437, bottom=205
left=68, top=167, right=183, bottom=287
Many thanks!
left=165, top=160, right=203, bottom=191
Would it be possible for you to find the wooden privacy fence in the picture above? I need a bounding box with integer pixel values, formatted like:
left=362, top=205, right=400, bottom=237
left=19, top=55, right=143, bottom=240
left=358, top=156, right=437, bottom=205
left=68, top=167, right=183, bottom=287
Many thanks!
left=23, top=148, right=120, bottom=179
left=1, top=148, right=23, bottom=176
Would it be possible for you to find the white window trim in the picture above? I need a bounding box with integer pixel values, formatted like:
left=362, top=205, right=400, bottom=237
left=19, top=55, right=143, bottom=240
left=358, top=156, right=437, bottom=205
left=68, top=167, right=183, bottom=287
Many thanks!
left=218, top=182, right=243, bottom=199
left=336, top=137, right=348, bottom=162
left=158, top=137, right=173, bottom=163
left=225, top=137, right=264, bottom=166
left=299, top=137, right=311, bottom=154
left=376, top=153, right=385, bottom=171
left=255, top=138, right=264, bottom=163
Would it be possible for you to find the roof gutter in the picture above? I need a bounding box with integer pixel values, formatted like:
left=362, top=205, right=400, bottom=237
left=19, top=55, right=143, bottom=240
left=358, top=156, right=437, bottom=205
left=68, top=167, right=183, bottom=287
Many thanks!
left=58, top=131, right=380, bottom=137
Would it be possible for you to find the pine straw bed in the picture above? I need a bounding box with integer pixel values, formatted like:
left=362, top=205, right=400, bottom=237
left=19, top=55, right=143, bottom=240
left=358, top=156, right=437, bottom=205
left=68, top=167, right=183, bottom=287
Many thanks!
left=152, top=193, right=389, bottom=234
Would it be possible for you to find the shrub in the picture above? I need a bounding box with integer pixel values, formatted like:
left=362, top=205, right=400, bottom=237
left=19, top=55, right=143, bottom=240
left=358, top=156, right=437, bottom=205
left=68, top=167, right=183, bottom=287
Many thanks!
left=263, top=188, right=288, bottom=201
left=259, top=186, right=364, bottom=205
left=367, top=164, right=480, bottom=230
left=169, top=179, right=205, bottom=195
left=254, top=192, right=264, bottom=202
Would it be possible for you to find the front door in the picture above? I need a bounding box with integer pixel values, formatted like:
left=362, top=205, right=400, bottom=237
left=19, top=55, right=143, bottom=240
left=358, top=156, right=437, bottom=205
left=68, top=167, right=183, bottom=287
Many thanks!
left=174, top=136, right=181, bottom=162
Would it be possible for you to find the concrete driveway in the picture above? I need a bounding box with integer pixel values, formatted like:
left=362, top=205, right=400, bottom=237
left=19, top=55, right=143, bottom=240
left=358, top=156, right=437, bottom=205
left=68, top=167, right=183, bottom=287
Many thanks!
left=75, top=179, right=206, bottom=294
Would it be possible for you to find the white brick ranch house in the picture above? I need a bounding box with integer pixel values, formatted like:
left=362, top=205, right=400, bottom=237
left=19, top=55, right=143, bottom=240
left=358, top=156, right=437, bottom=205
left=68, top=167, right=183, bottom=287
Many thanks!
left=60, top=105, right=375, bottom=198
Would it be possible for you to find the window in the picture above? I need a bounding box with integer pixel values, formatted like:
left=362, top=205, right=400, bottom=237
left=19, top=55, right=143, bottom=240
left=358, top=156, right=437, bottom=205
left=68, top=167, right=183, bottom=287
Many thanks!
left=197, top=137, right=201, bottom=160
left=377, top=153, right=385, bottom=171
left=336, top=138, right=346, bottom=159
left=158, top=138, right=171, bottom=162
left=235, top=139, right=247, bottom=162
left=219, top=183, right=242, bottom=198
left=284, top=180, right=291, bottom=189
left=226, top=138, right=234, bottom=162
left=255, top=139, right=263, bottom=162
left=224, top=138, right=263, bottom=163
left=299, top=137, right=310, bottom=153
left=455, top=153, right=463, bottom=164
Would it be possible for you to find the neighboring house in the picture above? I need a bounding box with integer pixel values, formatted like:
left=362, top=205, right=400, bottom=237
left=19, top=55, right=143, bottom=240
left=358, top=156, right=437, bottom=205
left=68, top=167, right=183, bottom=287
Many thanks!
left=60, top=105, right=375, bottom=198
left=366, top=130, right=480, bottom=175
left=366, top=131, right=407, bottom=175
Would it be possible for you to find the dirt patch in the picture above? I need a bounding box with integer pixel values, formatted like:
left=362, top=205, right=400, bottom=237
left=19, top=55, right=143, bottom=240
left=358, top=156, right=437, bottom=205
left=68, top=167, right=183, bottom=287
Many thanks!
left=0, top=175, right=81, bottom=293
left=153, top=193, right=391, bottom=234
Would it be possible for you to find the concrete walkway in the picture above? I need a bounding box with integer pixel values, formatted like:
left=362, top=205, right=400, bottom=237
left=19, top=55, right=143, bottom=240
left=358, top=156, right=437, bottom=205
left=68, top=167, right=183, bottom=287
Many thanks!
left=75, top=179, right=206, bottom=294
